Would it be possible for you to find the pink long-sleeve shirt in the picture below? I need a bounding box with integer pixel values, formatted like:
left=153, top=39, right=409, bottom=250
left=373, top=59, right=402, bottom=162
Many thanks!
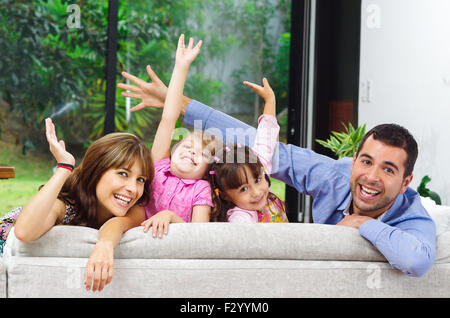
left=145, top=158, right=213, bottom=222
left=226, top=114, right=286, bottom=223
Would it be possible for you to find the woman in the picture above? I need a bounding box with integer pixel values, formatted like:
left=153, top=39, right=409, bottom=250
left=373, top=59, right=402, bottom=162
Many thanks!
left=2, top=118, right=154, bottom=292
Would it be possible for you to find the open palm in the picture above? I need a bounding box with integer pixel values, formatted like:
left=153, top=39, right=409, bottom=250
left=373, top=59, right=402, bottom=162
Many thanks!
left=118, top=65, right=168, bottom=112
left=243, top=77, right=275, bottom=103
left=45, top=118, right=75, bottom=166
left=175, top=34, right=202, bottom=66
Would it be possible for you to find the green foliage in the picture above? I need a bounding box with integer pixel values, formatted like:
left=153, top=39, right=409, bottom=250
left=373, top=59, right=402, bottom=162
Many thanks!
left=315, top=123, right=366, bottom=159
left=228, top=0, right=291, bottom=121
left=273, top=32, right=291, bottom=103
left=0, top=0, right=166, bottom=153
left=0, top=0, right=291, bottom=210
left=417, top=175, right=442, bottom=205
left=0, top=0, right=108, bottom=153
left=84, top=79, right=157, bottom=141
left=0, top=0, right=292, bottom=157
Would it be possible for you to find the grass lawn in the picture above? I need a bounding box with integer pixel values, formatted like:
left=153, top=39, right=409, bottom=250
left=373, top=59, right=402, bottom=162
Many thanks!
left=269, top=177, right=285, bottom=201
left=1, top=140, right=286, bottom=217
left=0, top=141, right=53, bottom=217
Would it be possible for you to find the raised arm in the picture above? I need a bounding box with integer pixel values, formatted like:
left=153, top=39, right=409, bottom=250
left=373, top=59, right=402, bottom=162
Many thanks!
left=243, top=78, right=279, bottom=173
left=150, top=34, right=202, bottom=162
left=14, top=118, right=75, bottom=242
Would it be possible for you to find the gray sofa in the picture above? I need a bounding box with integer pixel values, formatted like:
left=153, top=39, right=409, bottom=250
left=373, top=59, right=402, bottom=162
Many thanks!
left=1, top=197, right=450, bottom=298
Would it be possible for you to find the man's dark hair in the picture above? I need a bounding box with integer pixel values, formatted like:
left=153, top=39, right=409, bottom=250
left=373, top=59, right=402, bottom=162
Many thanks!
left=355, top=124, right=418, bottom=178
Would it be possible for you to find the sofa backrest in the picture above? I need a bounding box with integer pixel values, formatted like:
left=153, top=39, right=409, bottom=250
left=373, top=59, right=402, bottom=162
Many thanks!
left=8, top=223, right=388, bottom=261
left=5, top=197, right=450, bottom=263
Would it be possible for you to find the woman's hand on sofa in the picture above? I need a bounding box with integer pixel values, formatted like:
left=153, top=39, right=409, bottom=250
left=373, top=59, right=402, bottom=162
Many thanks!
left=82, top=206, right=146, bottom=292
left=84, top=241, right=114, bottom=292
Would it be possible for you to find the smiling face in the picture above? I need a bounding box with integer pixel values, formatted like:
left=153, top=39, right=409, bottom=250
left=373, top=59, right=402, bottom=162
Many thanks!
left=223, top=165, right=270, bottom=211
left=170, top=134, right=212, bottom=180
left=350, top=136, right=413, bottom=217
left=95, top=159, right=147, bottom=221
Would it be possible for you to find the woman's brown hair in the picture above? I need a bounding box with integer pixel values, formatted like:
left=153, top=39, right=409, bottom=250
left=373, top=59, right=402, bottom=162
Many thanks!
left=58, top=132, right=154, bottom=228
left=207, top=143, right=277, bottom=222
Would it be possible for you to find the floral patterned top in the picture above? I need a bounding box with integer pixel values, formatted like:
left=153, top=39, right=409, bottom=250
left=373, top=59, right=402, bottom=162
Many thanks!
left=0, top=203, right=77, bottom=256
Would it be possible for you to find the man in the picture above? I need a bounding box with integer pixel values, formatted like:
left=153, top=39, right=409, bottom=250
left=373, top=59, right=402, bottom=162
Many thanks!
left=118, top=66, right=436, bottom=277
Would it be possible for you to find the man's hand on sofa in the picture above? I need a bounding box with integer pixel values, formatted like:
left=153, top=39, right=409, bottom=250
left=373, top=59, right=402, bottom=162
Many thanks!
left=84, top=241, right=114, bottom=292
left=337, top=215, right=373, bottom=229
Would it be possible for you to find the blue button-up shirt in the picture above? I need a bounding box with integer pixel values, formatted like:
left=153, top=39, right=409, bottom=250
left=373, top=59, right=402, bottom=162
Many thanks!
left=185, top=99, right=436, bottom=277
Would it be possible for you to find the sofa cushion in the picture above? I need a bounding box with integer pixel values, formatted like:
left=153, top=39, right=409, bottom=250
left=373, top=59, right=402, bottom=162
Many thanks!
left=421, top=197, right=450, bottom=235
left=9, top=223, right=387, bottom=261
left=6, top=257, right=450, bottom=298
left=420, top=197, right=450, bottom=264
left=0, top=259, right=6, bottom=298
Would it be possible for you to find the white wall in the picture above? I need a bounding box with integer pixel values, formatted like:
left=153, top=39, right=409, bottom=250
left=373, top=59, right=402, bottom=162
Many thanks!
left=359, top=0, right=450, bottom=204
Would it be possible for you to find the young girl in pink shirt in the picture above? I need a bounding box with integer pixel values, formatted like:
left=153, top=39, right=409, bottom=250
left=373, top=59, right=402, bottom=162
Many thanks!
left=208, top=78, right=289, bottom=223
left=129, top=34, right=221, bottom=238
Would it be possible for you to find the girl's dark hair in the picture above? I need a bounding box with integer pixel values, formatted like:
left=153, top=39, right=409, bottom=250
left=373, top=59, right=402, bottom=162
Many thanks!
left=207, top=143, right=278, bottom=222
left=57, top=132, right=154, bottom=229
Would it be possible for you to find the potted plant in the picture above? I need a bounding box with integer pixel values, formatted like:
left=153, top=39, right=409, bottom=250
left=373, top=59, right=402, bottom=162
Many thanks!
left=417, top=175, right=442, bottom=205
left=315, top=122, right=366, bottom=159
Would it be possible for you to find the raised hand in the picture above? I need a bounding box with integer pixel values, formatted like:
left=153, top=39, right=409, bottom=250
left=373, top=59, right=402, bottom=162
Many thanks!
left=45, top=118, right=75, bottom=166
left=243, top=78, right=276, bottom=116
left=118, top=65, right=168, bottom=113
left=175, top=34, right=202, bottom=67
left=243, top=78, right=275, bottom=104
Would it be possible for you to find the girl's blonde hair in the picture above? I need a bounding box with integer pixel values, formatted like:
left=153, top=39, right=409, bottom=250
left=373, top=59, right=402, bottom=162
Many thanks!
left=171, top=130, right=223, bottom=169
